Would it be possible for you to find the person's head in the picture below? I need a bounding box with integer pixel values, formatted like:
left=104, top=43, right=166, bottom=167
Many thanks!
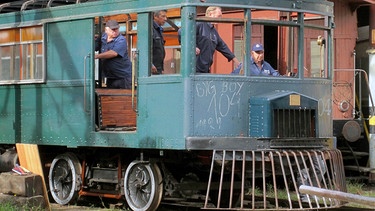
left=251, top=43, right=265, bottom=63
left=153, top=10, right=167, bottom=26
left=105, top=20, right=120, bottom=38
left=205, top=6, right=222, bottom=18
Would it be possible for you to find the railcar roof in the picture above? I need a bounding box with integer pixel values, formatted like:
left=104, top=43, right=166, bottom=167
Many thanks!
left=0, top=0, right=98, bottom=13
left=0, top=0, right=373, bottom=14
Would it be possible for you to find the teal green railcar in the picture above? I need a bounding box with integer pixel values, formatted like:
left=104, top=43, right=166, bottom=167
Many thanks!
left=0, top=0, right=346, bottom=210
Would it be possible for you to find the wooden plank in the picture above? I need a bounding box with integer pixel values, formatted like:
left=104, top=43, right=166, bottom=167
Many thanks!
left=96, top=89, right=137, bottom=128
left=16, top=143, right=51, bottom=211
left=96, top=88, right=135, bottom=95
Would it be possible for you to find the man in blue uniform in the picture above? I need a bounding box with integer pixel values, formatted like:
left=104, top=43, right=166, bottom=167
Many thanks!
left=250, top=43, right=280, bottom=76
left=95, top=20, right=132, bottom=88
left=195, top=6, right=241, bottom=73
left=152, top=10, right=167, bottom=74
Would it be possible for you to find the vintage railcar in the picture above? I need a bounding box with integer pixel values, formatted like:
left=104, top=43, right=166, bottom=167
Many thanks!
left=0, top=0, right=347, bottom=210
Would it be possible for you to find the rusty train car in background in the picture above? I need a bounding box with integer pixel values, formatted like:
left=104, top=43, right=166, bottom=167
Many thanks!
left=0, top=0, right=374, bottom=210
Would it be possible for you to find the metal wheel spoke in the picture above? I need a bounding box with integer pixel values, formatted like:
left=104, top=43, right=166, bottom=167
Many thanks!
left=49, top=153, right=82, bottom=205
left=124, top=161, right=163, bottom=211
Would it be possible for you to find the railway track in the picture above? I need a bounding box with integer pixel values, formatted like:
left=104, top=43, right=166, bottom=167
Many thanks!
left=50, top=198, right=375, bottom=211
left=50, top=204, right=375, bottom=211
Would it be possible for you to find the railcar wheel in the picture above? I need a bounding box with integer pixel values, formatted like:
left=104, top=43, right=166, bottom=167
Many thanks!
left=48, top=152, right=82, bottom=205
left=124, top=161, right=163, bottom=211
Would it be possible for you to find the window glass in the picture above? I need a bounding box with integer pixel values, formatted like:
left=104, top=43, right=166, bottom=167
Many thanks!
left=21, top=27, right=42, bottom=41
left=0, top=29, right=19, bottom=43
left=151, top=9, right=180, bottom=75
left=0, top=26, right=44, bottom=84
left=163, top=46, right=180, bottom=74
left=0, top=46, right=12, bottom=80
left=305, top=28, right=328, bottom=78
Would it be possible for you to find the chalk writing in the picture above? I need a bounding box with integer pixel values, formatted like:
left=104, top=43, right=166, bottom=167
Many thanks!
left=195, top=81, right=244, bottom=130
left=318, top=97, right=331, bottom=116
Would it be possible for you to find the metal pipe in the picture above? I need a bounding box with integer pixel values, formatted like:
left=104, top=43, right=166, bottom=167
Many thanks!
left=0, top=3, right=11, bottom=13
left=368, top=52, right=375, bottom=182
left=370, top=116, right=375, bottom=182
left=299, top=185, right=375, bottom=207
left=21, top=0, right=36, bottom=11
left=79, top=190, right=122, bottom=199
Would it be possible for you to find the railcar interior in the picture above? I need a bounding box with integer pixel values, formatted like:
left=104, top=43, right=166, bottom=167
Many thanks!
left=0, top=0, right=353, bottom=210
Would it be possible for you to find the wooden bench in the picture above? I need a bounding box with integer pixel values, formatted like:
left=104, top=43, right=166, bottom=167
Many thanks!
left=96, top=89, right=137, bottom=129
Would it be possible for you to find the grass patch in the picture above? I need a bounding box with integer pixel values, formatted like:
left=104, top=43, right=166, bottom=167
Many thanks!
left=0, top=202, right=45, bottom=211
left=345, top=180, right=375, bottom=209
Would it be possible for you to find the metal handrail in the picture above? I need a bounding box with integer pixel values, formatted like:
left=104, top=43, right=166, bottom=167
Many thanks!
left=333, top=68, right=375, bottom=117
left=84, top=53, right=91, bottom=112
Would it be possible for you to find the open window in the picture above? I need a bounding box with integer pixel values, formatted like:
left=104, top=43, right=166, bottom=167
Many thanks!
left=250, top=9, right=331, bottom=78
left=159, top=9, right=181, bottom=74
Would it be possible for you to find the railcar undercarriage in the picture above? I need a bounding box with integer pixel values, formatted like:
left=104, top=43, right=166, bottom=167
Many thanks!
left=47, top=146, right=346, bottom=211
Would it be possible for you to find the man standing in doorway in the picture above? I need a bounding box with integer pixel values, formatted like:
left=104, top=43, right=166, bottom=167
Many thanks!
left=95, top=20, right=132, bottom=88
left=152, top=10, right=167, bottom=74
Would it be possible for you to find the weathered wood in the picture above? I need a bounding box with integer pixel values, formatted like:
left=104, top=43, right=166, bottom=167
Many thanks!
left=96, top=89, right=137, bottom=129
left=0, top=172, right=43, bottom=197
left=15, top=143, right=51, bottom=210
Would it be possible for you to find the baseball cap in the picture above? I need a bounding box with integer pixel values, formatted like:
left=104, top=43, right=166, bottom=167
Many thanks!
left=252, top=43, right=264, bottom=51
left=106, top=20, right=119, bottom=29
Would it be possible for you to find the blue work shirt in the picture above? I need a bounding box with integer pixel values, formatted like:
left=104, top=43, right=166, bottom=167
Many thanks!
left=250, top=58, right=280, bottom=76
left=100, top=33, right=132, bottom=79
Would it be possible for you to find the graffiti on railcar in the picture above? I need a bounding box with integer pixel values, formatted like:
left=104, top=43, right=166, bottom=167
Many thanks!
left=195, top=81, right=244, bottom=129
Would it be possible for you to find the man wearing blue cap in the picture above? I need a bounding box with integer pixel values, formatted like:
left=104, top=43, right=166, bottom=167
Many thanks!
left=250, top=43, right=280, bottom=76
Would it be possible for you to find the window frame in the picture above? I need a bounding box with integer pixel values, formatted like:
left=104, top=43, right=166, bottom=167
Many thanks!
left=0, top=25, right=45, bottom=85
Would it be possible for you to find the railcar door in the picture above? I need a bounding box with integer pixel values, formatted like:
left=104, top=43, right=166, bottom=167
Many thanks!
left=28, top=19, right=95, bottom=145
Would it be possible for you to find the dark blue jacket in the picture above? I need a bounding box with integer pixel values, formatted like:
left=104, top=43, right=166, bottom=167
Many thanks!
left=152, top=21, right=166, bottom=74
left=195, top=22, right=235, bottom=73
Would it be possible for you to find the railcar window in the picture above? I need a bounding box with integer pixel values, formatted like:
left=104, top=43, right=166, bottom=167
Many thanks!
left=0, top=26, right=44, bottom=84
left=192, top=7, right=245, bottom=74
left=151, top=9, right=181, bottom=75
left=243, top=9, right=330, bottom=78
left=94, top=10, right=181, bottom=82
left=305, top=26, right=329, bottom=78
left=159, top=17, right=181, bottom=74
left=182, top=7, right=329, bottom=77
